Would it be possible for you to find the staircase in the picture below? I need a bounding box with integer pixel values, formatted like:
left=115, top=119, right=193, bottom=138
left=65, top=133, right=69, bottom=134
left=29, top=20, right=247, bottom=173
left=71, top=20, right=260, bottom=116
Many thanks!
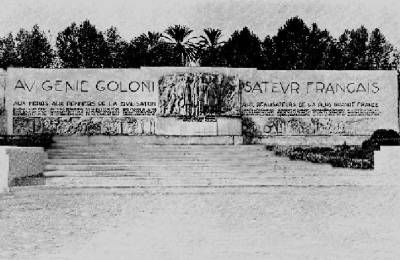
left=41, top=136, right=375, bottom=188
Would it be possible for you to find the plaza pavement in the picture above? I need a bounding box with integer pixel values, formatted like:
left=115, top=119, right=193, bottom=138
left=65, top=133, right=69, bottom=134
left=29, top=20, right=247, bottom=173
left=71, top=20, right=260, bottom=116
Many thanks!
left=1, top=183, right=399, bottom=260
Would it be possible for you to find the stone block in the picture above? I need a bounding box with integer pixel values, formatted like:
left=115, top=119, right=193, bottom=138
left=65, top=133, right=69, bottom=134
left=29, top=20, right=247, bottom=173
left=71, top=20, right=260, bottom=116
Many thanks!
left=0, top=146, right=46, bottom=193
left=0, top=148, right=9, bottom=193
left=216, top=117, right=242, bottom=136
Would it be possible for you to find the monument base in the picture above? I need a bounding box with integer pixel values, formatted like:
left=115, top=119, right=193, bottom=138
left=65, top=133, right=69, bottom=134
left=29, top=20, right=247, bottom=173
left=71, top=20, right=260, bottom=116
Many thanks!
left=156, top=116, right=242, bottom=136
left=52, top=135, right=243, bottom=145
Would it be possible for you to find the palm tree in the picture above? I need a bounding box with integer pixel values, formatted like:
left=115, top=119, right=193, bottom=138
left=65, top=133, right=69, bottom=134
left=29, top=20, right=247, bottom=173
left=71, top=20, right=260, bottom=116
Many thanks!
left=163, top=25, right=197, bottom=66
left=137, top=31, right=163, bottom=51
left=198, top=28, right=225, bottom=66
left=199, top=28, right=224, bottom=49
left=131, top=31, right=164, bottom=66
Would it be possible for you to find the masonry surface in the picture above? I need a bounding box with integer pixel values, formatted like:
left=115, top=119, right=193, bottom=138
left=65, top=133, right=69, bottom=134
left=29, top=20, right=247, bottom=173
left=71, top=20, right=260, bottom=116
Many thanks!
left=0, top=68, right=397, bottom=145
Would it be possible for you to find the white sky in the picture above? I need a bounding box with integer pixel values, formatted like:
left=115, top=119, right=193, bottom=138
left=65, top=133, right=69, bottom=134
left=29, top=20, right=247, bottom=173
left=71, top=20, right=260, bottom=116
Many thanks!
left=0, top=0, right=399, bottom=47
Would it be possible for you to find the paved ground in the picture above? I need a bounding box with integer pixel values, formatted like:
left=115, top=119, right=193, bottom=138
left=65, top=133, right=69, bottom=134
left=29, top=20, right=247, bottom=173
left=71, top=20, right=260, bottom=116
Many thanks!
left=1, top=184, right=400, bottom=260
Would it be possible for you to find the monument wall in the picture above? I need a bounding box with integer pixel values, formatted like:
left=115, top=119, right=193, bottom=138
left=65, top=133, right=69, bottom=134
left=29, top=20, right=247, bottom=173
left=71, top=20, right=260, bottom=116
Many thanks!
left=242, top=70, right=399, bottom=139
left=2, top=68, right=399, bottom=144
left=6, top=68, right=157, bottom=135
left=5, top=67, right=247, bottom=136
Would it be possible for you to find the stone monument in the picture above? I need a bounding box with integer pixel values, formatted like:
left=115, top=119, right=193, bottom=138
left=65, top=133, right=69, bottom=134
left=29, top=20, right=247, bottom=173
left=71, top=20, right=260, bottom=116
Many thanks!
left=0, top=67, right=397, bottom=145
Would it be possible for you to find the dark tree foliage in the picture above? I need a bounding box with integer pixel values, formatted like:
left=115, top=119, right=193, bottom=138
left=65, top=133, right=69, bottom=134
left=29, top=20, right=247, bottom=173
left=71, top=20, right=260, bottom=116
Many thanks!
left=338, top=26, right=369, bottom=69
left=137, top=31, right=163, bottom=52
left=127, top=31, right=181, bottom=67
left=259, top=17, right=397, bottom=70
left=0, top=33, right=18, bottom=69
left=322, top=40, right=343, bottom=70
left=259, top=36, right=276, bottom=70
left=163, top=25, right=197, bottom=66
left=273, top=17, right=310, bottom=69
left=0, top=16, right=398, bottom=70
left=222, top=27, right=262, bottom=68
left=56, top=20, right=109, bottom=68
left=306, top=23, right=335, bottom=69
left=261, top=19, right=343, bottom=70
left=197, top=28, right=226, bottom=67
left=148, top=42, right=181, bottom=66
left=105, top=26, right=129, bottom=68
left=77, top=21, right=109, bottom=68
left=56, top=23, right=81, bottom=68
left=367, top=28, right=393, bottom=70
left=15, top=25, right=54, bottom=68
left=125, top=38, right=147, bottom=68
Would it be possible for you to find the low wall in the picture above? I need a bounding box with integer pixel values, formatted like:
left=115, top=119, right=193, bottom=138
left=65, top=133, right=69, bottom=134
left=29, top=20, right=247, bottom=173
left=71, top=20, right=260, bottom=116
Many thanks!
left=0, top=146, right=47, bottom=193
left=374, top=146, right=400, bottom=174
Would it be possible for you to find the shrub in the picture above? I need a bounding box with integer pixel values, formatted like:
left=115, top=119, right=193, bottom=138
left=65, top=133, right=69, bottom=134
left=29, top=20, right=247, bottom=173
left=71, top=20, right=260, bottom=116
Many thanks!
left=362, top=129, right=400, bottom=152
left=270, top=129, right=400, bottom=169
left=273, top=144, right=374, bottom=169
left=0, top=134, right=53, bottom=148
left=242, top=116, right=261, bottom=143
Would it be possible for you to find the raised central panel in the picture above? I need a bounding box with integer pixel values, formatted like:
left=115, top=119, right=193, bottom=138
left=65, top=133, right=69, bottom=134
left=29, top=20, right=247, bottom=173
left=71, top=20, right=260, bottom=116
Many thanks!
left=158, top=71, right=241, bottom=117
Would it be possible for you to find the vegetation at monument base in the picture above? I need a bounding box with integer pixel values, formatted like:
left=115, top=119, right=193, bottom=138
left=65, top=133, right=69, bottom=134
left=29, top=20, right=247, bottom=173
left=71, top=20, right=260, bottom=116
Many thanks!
left=0, top=17, right=399, bottom=70
left=269, top=129, right=400, bottom=169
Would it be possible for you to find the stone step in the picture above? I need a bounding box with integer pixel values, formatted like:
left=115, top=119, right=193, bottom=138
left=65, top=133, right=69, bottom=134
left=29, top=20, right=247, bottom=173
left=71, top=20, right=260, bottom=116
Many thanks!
left=46, top=155, right=270, bottom=160
left=47, top=148, right=267, bottom=153
left=44, top=162, right=337, bottom=171
left=42, top=168, right=371, bottom=178
left=46, top=146, right=267, bottom=151
left=41, top=140, right=375, bottom=189
left=45, top=157, right=289, bottom=165
left=37, top=174, right=380, bottom=188
left=46, top=150, right=268, bottom=155
left=46, top=154, right=273, bottom=159
left=44, top=157, right=331, bottom=167
left=46, top=148, right=266, bottom=154
left=48, top=144, right=261, bottom=149
left=46, top=143, right=265, bottom=150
